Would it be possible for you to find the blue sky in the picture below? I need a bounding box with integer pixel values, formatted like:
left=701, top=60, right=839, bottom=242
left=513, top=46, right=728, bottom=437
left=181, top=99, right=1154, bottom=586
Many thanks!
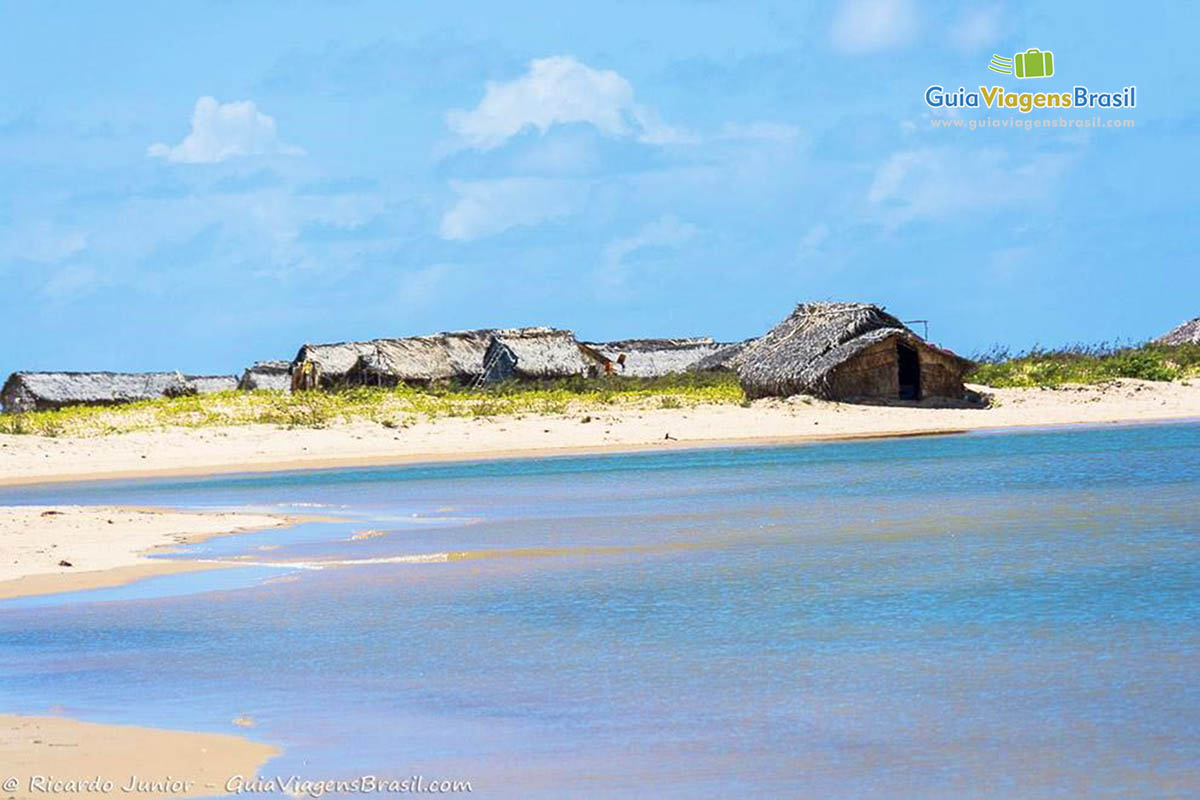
left=1, top=0, right=1196, bottom=377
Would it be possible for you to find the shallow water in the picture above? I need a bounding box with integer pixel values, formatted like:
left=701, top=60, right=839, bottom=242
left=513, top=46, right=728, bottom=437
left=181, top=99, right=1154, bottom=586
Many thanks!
left=2, top=422, right=1198, bottom=797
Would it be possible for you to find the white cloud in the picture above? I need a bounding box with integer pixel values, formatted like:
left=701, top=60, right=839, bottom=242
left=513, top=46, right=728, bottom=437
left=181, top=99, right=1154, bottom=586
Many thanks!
left=2, top=221, right=87, bottom=263
left=797, top=223, right=830, bottom=258
left=598, top=215, right=699, bottom=290
left=950, top=6, right=1001, bottom=52
left=396, top=263, right=452, bottom=309
left=867, top=147, right=1073, bottom=229
left=148, top=96, right=303, bottom=164
left=831, top=0, right=918, bottom=53
left=439, top=178, right=583, bottom=241
left=43, top=265, right=100, bottom=301
left=446, top=56, right=688, bottom=151
left=718, top=122, right=802, bottom=142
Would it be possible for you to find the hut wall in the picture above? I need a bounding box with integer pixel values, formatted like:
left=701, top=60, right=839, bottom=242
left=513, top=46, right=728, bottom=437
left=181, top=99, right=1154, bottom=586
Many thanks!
left=826, top=338, right=901, bottom=398
left=825, top=338, right=967, bottom=400
left=1, top=379, right=38, bottom=413
left=917, top=347, right=968, bottom=399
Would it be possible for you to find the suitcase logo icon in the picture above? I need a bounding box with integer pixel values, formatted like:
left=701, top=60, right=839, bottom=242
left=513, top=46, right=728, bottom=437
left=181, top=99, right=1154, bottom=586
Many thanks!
left=988, top=48, right=1055, bottom=79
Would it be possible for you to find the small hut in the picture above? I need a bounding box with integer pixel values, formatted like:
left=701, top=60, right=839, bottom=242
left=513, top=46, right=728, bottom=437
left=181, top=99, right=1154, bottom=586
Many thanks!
left=1, top=371, right=193, bottom=413
left=291, top=327, right=594, bottom=390
left=349, top=330, right=498, bottom=387
left=583, top=337, right=738, bottom=378
left=481, top=328, right=608, bottom=384
left=185, top=374, right=239, bottom=394
left=1156, top=317, right=1200, bottom=346
left=289, top=341, right=378, bottom=389
left=238, top=361, right=292, bottom=392
left=737, top=302, right=973, bottom=401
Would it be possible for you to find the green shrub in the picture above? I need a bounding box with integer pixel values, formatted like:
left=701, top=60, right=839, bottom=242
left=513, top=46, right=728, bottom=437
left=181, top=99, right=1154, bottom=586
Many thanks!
left=969, top=342, right=1199, bottom=388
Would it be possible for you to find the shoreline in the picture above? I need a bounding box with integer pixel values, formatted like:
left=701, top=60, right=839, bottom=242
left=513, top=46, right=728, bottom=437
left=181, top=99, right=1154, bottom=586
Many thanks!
left=0, top=379, right=1199, bottom=488
left=0, top=713, right=279, bottom=798
left=0, top=507, right=291, bottom=601
left=5, top=415, right=1195, bottom=491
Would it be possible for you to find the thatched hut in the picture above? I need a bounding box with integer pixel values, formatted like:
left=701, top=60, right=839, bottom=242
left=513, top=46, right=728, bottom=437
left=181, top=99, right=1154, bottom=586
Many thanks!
left=238, top=361, right=292, bottom=392
left=291, top=327, right=597, bottom=389
left=1156, top=317, right=1200, bottom=346
left=481, top=328, right=608, bottom=384
left=737, top=302, right=972, bottom=401
left=1, top=371, right=193, bottom=413
left=583, top=337, right=740, bottom=377
left=185, top=375, right=239, bottom=394
left=348, top=330, right=497, bottom=387
left=290, top=341, right=378, bottom=389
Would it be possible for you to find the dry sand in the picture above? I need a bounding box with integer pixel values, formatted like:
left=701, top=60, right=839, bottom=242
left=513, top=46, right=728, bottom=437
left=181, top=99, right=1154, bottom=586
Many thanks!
left=1, top=380, right=1197, bottom=488
left=0, top=507, right=287, bottom=601
left=0, top=714, right=279, bottom=798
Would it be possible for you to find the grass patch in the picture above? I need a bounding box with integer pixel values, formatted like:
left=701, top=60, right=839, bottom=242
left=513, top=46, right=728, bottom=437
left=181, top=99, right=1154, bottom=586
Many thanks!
left=969, top=342, right=1200, bottom=388
left=0, top=372, right=746, bottom=437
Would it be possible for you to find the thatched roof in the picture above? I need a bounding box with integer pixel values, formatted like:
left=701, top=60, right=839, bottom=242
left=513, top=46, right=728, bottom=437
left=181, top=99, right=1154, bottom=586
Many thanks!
left=294, top=327, right=590, bottom=387
left=688, top=339, right=756, bottom=372
left=481, top=328, right=607, bottom=383
left=583, top=337, right=740, bottom=377
left=291, top=340, right=378, bottom=385
left=1, top=371, right=193, bottom=413
left=1156, top=317, right=1200, bottom=346
left=185, top=375, right=238, bottom=394
left=238, top=361, right=291, bottom=391
left=737, top=302, right=972, bottom=399
left=356, top=329, right=499, bottom=386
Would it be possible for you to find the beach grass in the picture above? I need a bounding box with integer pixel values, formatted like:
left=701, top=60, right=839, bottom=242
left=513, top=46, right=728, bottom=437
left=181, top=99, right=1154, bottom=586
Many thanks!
left=969, top=342, right=1200, bottom=388
left=0, top=372, right=745, bottom=437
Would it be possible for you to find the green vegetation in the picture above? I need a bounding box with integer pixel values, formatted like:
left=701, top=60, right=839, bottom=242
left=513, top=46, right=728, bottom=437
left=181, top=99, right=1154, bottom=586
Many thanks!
left=969, top=342, right=1200, bottom=388
left=0, top=372, right=745, bottom=437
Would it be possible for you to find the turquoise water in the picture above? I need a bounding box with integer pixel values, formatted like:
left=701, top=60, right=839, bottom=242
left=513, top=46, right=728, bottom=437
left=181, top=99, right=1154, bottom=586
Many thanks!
left=1, top=422, right=1198, bottom=797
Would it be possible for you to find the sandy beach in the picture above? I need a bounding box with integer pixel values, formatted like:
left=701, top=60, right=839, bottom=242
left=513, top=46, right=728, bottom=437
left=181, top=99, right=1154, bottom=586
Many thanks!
left=1, top=380, right=1198, bottom=487
left=0, top=714, right=279, bottom=798
left=0, top=507, right=287, bottom=601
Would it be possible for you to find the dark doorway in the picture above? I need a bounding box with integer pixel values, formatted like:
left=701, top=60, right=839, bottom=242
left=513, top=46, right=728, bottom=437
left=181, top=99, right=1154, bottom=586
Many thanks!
left=897, top=342, right=921, bottom=400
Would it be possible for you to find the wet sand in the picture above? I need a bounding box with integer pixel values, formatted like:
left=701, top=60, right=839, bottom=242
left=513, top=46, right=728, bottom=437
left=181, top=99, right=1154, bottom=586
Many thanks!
left=0, top=714, right=279, bottom=798
left=0, top=507, right=287, bottom=601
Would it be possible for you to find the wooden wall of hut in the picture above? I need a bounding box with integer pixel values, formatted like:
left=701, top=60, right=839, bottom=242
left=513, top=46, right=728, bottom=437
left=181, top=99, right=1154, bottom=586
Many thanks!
left=826, top=336, right=967, bottom=401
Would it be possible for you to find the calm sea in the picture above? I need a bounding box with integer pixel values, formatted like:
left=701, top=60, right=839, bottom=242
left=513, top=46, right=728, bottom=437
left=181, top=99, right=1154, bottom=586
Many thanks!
left=1, top=422, right=1198, bottom=798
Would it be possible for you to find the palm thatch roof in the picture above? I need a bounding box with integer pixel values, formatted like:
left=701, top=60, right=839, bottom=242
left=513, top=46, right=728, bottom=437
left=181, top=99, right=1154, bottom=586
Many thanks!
left=294, top=327, right=592, bottom=388
left=1156, top=317, right=1200, bottom=345
left=238, top=361, right=292, bottom=392
left=291, top=340, right=378, bottom=386
left=347, top=330, right=499, bottom=387
left=688, top=339, right=756, bottom=372
left=185, top=374, right=239, bottom=394
left=1, top=371, right=193, bottom=413
left=481, top=328, right=608, bottom=384
left=583, top=337, right=737, bottom=377
left=737, top=302, right=972, bottom=400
